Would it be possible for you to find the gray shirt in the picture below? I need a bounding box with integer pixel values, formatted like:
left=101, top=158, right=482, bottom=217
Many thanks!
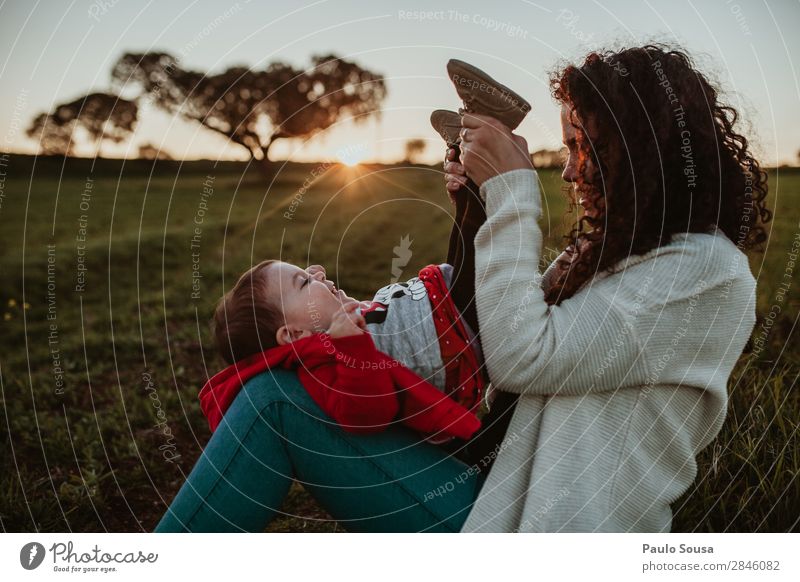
left=363, top=264, right=454, bottom=393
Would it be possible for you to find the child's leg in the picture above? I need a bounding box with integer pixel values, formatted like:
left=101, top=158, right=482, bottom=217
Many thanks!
left=445, top=143, right=485, bottom=336
left=443, top=144, right=519, bottom=471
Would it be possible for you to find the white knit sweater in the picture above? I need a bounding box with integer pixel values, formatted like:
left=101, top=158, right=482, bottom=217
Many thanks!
left=461, top=169, right=756, bottom=532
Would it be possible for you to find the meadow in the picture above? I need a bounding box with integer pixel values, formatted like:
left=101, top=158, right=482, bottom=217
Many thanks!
left=0, top=154, right=797, bottom=532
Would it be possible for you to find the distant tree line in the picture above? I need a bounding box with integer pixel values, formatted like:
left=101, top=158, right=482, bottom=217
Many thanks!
left=531, top=148, right=567, bottom=169
left=404, top=139, right=426, bottom=164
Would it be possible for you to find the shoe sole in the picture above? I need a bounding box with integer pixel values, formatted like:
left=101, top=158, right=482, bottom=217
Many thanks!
left=447, top=59, right=531, bottom=130
left=430, top=109, right=463, bottom=145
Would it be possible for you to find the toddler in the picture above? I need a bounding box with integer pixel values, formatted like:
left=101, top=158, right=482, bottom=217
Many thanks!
left=201, top=257, right=486, bottom=445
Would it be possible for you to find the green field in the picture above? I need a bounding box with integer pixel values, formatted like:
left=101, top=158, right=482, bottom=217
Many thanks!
left=0, top=154, right=797, bottom=532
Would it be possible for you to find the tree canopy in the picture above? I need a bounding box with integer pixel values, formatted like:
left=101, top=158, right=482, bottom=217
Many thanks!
left=110, top=51, right=386, bottom=175
left=26, top=92, right=138, bottom=156
left=404, top=138, right=426, bottom=164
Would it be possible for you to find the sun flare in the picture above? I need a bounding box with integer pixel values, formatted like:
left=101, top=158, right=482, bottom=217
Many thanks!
left=335, top=144, right=371, bottom=166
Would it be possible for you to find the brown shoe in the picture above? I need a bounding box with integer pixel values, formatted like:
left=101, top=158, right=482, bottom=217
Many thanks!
left=430, top=109, right=463, bottom=146
left=446, top=59, right=530, bottom=130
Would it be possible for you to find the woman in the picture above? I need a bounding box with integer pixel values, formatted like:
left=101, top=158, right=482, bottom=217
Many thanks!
left=155, top=45, right=769, bottom=532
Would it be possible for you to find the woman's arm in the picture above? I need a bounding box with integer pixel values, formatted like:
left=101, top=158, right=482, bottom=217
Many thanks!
left=470, top=169, right=651, bottom=396
left=457, top=114, right=650, bottom=396
left=468, top=167, right=752, bottom=399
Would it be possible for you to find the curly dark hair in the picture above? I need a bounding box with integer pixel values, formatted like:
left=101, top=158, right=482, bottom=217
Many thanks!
left=544, top=44, right=771, bottom=304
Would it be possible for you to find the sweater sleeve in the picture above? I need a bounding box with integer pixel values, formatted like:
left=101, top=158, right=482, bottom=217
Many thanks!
left=308, top=333, right=400, bottom=433
left=473, top=169, right=651, bottom=396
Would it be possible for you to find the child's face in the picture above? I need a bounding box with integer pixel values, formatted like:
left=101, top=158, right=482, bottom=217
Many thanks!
left=264, top=261, right=357, bottom=344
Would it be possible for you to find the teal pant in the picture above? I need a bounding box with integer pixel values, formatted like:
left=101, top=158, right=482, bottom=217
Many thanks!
left=155, top=370, right=486, bottom=532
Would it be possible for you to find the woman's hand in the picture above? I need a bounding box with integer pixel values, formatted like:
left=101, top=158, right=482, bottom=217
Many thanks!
left=327, top=302, right=366, bottom=339
left=444, top=148, right=468, bottom=202
left=460, top=113, right=533, bottom=186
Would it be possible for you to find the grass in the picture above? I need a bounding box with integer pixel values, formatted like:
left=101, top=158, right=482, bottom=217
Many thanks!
left=0, top=154, right=797, bottom=532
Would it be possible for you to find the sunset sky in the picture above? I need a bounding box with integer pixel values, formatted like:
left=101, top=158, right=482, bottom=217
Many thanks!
left=1, top=0, right=799, bottom=165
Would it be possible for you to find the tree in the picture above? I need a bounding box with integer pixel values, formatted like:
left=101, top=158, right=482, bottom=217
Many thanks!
left=110, top=51, right=386, bottom=178
left=531, top=148, right=567, bottom=169
left=404, top=138, right=426, bottom=164
left=27, top=93, right=138, bottom=156
left=137, top=143, right=173, bottom=160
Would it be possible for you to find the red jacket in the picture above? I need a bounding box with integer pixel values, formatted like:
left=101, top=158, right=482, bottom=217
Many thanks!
left=199, top=332, right=481, bottom=440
